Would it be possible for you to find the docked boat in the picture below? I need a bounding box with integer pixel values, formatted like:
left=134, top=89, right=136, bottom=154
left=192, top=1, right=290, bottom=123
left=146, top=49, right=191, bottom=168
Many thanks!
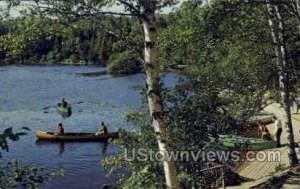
left=249, top=113, right=275, bottom=124
left=217, top=135, right=276, bottom=151
left=35, top=130, right=119, bottom=142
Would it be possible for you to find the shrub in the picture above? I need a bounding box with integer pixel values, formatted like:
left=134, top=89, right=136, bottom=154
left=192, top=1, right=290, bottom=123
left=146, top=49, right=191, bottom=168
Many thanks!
left=107, top=50, right=141, bottom=75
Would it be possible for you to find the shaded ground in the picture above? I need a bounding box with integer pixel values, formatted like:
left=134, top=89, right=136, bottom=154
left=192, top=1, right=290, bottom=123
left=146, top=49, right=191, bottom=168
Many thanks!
left=223, top=103, right=300, bottom=189
left=264, top=103, right=300, bottom=145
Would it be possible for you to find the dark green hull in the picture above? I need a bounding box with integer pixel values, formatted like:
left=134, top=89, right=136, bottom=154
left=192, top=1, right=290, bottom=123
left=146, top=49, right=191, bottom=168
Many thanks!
left=218, top=135, right=276, bottom=151
left=249, top=113, right=275, bottom=124
left=57, top=103, right=72, bottom=117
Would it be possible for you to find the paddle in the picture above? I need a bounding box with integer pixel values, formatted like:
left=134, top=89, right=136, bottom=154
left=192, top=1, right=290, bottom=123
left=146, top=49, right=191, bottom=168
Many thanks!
left=43, top=105, right=55, bottom=110
left=42, top=101, right=84, bottom=110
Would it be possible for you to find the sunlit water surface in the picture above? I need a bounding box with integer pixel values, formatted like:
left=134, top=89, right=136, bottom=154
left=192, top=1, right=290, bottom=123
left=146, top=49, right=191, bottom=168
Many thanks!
left=0, top=65, right=180, bottom=189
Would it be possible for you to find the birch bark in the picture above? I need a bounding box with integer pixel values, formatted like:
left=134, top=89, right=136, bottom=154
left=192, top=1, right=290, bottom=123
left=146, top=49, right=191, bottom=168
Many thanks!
left=140, top=1, right=180, bottom=188
left=266, top=0, right=299, bottom=166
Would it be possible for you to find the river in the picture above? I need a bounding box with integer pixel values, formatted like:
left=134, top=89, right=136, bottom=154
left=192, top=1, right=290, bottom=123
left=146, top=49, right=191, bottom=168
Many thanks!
left=0, top=65, right=181, bottom=189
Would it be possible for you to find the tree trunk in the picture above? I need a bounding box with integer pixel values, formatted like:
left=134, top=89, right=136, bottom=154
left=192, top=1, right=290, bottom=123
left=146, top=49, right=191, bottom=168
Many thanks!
left=266, top=0, right=299, bottom=167
left=141, top=6, right=180, bottom=189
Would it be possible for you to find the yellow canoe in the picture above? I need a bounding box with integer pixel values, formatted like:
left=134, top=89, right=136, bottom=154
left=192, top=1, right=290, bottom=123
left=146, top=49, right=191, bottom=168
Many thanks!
left=35, top=130, right=119, bottom=142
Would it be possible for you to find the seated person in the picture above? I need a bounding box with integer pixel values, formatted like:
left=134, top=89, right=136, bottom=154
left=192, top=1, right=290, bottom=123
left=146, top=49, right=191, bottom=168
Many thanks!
left=61, top=98, right=68, bottom=108
left=54, top=122, right=64, bottom=135
left=95, top=121, right=108, bottom=135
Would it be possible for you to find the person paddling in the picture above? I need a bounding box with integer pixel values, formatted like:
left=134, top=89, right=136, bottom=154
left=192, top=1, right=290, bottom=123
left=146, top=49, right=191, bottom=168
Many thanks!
left=60, top=98, right=68, bottom=108
left=54, top=122, right=64, bottom=135
left=95, top=121, right=108, bottom=135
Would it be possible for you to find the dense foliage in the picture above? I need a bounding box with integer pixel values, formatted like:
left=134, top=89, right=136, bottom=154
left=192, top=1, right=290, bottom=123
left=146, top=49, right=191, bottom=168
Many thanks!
left=103, top=0, right=300, bottom=188
left=0, top=14, right=143, bottom=74
left=1, top=0, right=300, bottom=188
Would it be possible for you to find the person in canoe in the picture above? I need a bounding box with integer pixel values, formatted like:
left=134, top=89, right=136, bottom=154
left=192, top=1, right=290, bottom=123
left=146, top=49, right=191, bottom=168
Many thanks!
left=95, top=121, right=107, bottom=135
left=54, top=122, right=64, bottom=135
left=60, top=98, right=68, bottom=108
left=258, top=122, right=272, bottom=141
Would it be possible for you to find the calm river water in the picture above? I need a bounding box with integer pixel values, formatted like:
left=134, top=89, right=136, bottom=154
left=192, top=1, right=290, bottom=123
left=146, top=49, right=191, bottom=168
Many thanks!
left=0, top=65, right=180, bottom=189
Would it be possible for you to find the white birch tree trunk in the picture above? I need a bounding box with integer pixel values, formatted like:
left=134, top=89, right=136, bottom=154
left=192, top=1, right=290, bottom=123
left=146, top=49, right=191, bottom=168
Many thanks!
left=266, top=0, right=299, bottom=166
left=296, top=0, right=300, bottom=32
left=140, top=2, right=180, bottom=188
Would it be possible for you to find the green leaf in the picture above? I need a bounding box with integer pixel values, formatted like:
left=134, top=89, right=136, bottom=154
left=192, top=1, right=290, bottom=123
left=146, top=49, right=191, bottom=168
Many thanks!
left=3, top=127, right=13, bottom=136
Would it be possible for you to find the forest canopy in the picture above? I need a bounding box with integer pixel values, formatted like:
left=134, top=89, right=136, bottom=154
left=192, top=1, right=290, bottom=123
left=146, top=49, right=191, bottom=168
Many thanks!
left=1, top=0, right=300, bottom=188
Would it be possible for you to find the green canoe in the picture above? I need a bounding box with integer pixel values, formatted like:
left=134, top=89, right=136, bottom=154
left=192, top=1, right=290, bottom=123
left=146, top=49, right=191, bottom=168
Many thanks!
left=57, top=103, right=72, bottom=115
left=249, top=113, right=275, bottom=124
left=217, top=135, right=276, bottom=151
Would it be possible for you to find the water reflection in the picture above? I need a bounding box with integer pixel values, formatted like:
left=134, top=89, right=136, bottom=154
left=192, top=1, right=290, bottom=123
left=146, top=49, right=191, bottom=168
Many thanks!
left=35, top=140, right=108, bottom=155
left=35, top=140, right=65, bottom=154
left=58, top=142, right=65, bottom=154
left=100, top=142, right=108, bottom=155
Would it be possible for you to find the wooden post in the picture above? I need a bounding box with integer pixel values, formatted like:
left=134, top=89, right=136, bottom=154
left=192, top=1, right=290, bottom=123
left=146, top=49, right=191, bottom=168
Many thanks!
left=222, top=165, right=225, bottom=189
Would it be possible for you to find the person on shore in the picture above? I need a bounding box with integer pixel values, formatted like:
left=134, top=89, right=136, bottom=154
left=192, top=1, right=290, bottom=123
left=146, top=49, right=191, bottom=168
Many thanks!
left=289, top=96, right=294, bottom=112
left=274, top=116, right=283, bottom=147
left=54, top=122, right=64, bottom=135
left=258, top=122, right=272, bottom=141
left=95, top=121, right=108, bottom=135
left=296, top=96, right=300, bottom=114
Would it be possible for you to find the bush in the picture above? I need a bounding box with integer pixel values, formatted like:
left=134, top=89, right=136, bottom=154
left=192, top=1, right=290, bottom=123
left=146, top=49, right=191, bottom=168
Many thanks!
left=107, top=50, right=141, bottom=75
left=70, top=54, right=79, bottom=63
left=62, top=58, right=74, bottom=65
left=41, top=51, right=61, bottom=64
